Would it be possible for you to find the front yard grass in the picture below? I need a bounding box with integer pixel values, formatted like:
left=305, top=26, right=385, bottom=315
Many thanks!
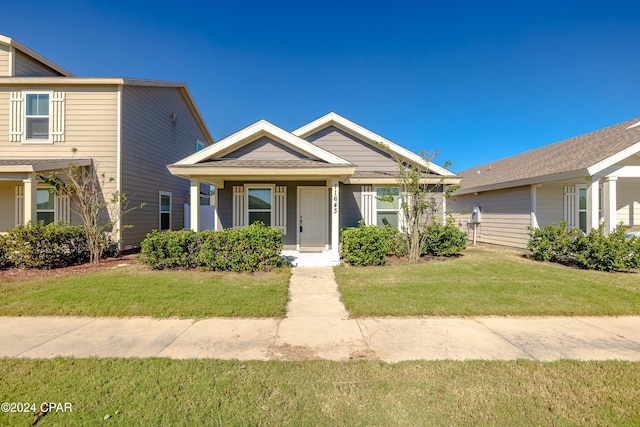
left=0, top=264, right=290, bottom=318
left=1, top=358, right=638, bottom=426
left=335, top=246, right=640, bottom=317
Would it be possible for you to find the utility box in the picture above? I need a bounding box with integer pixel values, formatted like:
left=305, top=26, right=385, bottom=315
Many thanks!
left=471, top=206, right=482, bottom=223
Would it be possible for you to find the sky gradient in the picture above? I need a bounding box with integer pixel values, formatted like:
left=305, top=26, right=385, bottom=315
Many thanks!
left=2, top=0, right=638, bottom=172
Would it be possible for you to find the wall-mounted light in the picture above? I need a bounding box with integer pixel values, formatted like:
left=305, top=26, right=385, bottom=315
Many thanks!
left=171, top=113, right=177, bottom=123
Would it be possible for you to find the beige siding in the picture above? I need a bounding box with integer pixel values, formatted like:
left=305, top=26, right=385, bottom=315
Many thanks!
left=450, top=186, right=531, bottom=248
left=0, top=44, right=9, bottom=76
left=617, top=178, right=640, bottom=227
left=120, top=85, right=209, bottom=249
left=13, top=51, right=62, bottom=76
left=223, top=136, right=308, bottom=160
left=305, top=125, right=398, bottom=172
left=0, top=182, right=16, bottom=230
left=0, top=85, right=119, bottom=232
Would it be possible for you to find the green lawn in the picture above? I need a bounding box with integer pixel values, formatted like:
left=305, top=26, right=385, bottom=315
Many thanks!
left=335, top=246, right=640, bottom=317
left=0, top=265, right=290, bottom=318
left=1, top=358, right=638, bottom=426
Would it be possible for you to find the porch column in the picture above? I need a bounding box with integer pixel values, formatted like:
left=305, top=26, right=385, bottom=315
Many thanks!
left=530, top=184, right=540, bottom=229
left=190, top=178, right=201, bottom=232
left=602, top=176, right=618, bottom=235
left=586, top=178, right=600, bottom=231
left=23, top=174, right=38, bottom=224
left=330, top=178, right=340, bottom=263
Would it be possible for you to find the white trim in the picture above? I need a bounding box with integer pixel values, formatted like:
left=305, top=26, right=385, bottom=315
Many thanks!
left=22, top=91, right=53, bottom=144
left=175, top=120, right=351, bottom=166
left=116, top=85, right=123, bottom=244
left=51, top=91, right=65, bottom=142
left=232, top=185, right=245, bottom=228
left=159, top=191, right=172, bottom=231
left=360, top=185, right=375, bottom=225
left=292, top=112, right=456, bottom=177
left=9, top=91, right=23, bottom=142
left=15, top=185, right=24, bottom=226
left=587, top=140, right=640, bottom=177
left=244, top=184, right=275, bottom=228
left=274, top=185, right=287, bottom=234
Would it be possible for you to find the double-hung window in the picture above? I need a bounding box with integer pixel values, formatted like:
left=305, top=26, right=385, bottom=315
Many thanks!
left=37, top=189, right=55, bottom=224
left=375, top=186, right=400, bottom=228
left=577, top=186, right=602, bottom=232
left=159, top=192, right=172, bottom=231
left=25, top=93, right=50, bottom=141
left=247, top=187, right=272, bottom=226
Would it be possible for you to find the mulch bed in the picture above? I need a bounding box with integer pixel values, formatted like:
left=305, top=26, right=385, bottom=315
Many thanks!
left=0, top=255, right=138, bottom=280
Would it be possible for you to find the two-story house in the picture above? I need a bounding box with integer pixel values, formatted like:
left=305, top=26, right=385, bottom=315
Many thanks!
left=0, top=35, right=214, bottom=250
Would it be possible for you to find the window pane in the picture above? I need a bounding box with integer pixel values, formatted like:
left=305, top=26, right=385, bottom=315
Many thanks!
left=579, top=212, right=586, bottom=232
left=160, top=194, right=171, bottom=212
left=37, top=211, right=55, bottom=224
left=249, top=211, right=271, bottom=226
left=37, top=189, right=54, bottom=210
left=377, top=212, right=398, bottom=228
left=160, top=212, right=170, bottom=230
left=579, top=189, right=586, bottom=210
left=248, top=189, right=271, bottom=209
left=26, top=94, right=49, bottom=115
left=376, top=187, right=400, bottom=210
left=27, top=117, right=49, bottom=139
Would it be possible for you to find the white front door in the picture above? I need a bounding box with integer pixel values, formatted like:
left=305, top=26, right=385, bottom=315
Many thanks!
left=299, top=187, right=327, bottom=250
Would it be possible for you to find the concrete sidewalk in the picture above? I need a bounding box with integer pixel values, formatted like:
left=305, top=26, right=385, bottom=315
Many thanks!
left=2, top=267, right=640, bottom=362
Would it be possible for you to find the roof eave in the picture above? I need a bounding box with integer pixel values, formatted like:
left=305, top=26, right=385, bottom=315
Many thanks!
left=455, top=169, right=589, bottom=195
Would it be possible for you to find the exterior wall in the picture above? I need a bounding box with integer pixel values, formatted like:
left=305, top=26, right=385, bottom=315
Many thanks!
left=13, top=51, right=62, bottom=77
left=0, top=44, right=9, bottom=76
left=0, top=85, right=119, bottom=231
left=450, top=186, right=531, bottom=248
left=120, top=85, right=209, bottom=249
left=617, top=178, right=640, bottom=227
left=304, top=125, right=398, bottom=172
left=0, top=181, right=17, bottom=230
left=222, top=136, right=308, bottom=160
left=340, top=184, right=362, bottom=228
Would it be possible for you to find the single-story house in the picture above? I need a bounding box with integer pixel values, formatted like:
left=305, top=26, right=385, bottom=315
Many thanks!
left=449, top=117, right=640, bottom=249
left=168, top=112, right=460, bottom=262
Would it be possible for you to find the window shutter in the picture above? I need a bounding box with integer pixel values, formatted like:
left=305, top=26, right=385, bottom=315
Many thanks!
left=232, top=186, right=245, bottom=228
left=15, top=186, right=24, bottom=226
left=563, top=186, right=576, bottom=228
left=56, top=194, right=71, bottom=223
left=361, top=185, right=375, bottom=225
left=274, top=185, right=287, bottom=234
left=51, top=91, right=65, bottom=142
left=9, top=92, right=24, bottom=142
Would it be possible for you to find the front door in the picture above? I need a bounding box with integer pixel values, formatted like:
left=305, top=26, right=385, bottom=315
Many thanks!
left=299, top=187, right=327, bottom=250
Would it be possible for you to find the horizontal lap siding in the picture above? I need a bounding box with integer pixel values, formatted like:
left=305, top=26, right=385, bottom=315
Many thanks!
left=450, top=186, right=531, bottom=248
left=223, top=136, right=308, bottom=159
left=304, top=125, right=398, bottom=172
left=120, top=85, right=208, bottom=249
left=341, top=185, right=362, bottom=228
left=535, top=183, right=566, bottom=227
left=13, top=51, right=62, bottom=76
left=617, top=178, right=640, bottom=226
left=0, top=45, right=9, bottom=76
left=0, top=182, right=16, bottom=230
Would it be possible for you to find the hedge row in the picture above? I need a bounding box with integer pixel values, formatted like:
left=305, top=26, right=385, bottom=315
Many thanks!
left=140, top=222, right=284, bottom=272
left=528, top=222, right=640, bottom=272
left=0, top=222, right=90, bottom=269
left=340, top=219, right=467, bottom=266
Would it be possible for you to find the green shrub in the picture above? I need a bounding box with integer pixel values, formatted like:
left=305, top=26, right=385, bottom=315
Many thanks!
left=573, top=225, right=640, bottom=272
left=341, top=223, right=406, bottom=266
left=527, top=222, right=579, bottom=264
left=422, top=217, right=467, bottom=257
left=0, top=234, right=12, bottom=269
left=4, top=221, right=90, bottom=269
left=141, top=223, right=284, bottom=272
left=140, top=229, right=201, bottom=270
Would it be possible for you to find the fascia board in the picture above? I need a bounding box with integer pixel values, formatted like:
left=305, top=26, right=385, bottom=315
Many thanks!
left=346, top=176, right=461, bottom=185
left=167, top=165, right=357, bottom=177
left=293, top=112, right=456, bottom=177
left=587, top=140, right=640, bottom=177
left=1, top=35, right=74, bottom=76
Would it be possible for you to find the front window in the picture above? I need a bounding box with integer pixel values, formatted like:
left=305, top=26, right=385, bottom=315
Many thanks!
left=247, top=188, right=272, bottom=226
left=376, top=186, right=400, bottom=228
left=578, top=187, right=602, bottom=232
left=37, top=189, right=55, bottom=224
left=25, top=93, right=50, bottom=140
left=160, top=192, right=171, bottom=231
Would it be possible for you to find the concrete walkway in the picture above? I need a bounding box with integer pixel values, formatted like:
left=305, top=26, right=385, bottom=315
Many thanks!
left=2, top=267, right=640, bottom=362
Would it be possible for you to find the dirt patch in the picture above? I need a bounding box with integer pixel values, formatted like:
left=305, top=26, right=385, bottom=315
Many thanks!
left=0, top=255, right=138, bottom=280
left=348, top=349, right=379, bottom=360
left=266, top=344, right=319, bottom=361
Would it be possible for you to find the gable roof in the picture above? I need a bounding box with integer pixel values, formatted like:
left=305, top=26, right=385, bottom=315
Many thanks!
left=0, top=35, right=73, bottom=77
left=293, top=112, right=456, bottom=177
left=174, top=119, right=352, bottom=166
left=456, top=117, right=640, bottom=194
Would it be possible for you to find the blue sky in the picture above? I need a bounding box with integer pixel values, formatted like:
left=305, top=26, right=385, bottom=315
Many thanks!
left=3, top=0, right=638, bottom=172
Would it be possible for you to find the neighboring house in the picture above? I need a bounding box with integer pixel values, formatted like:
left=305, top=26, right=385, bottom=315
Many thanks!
left=168, top=112, right=460, bottom=261
left=0, top=35, right=214, bottom=250
left=449, top=117, right=640, bottom=249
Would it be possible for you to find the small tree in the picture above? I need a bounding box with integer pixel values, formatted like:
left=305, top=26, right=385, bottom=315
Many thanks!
left=40, top=153, right=143, bottom=264
left=375, top=144, right=459, bottom=262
